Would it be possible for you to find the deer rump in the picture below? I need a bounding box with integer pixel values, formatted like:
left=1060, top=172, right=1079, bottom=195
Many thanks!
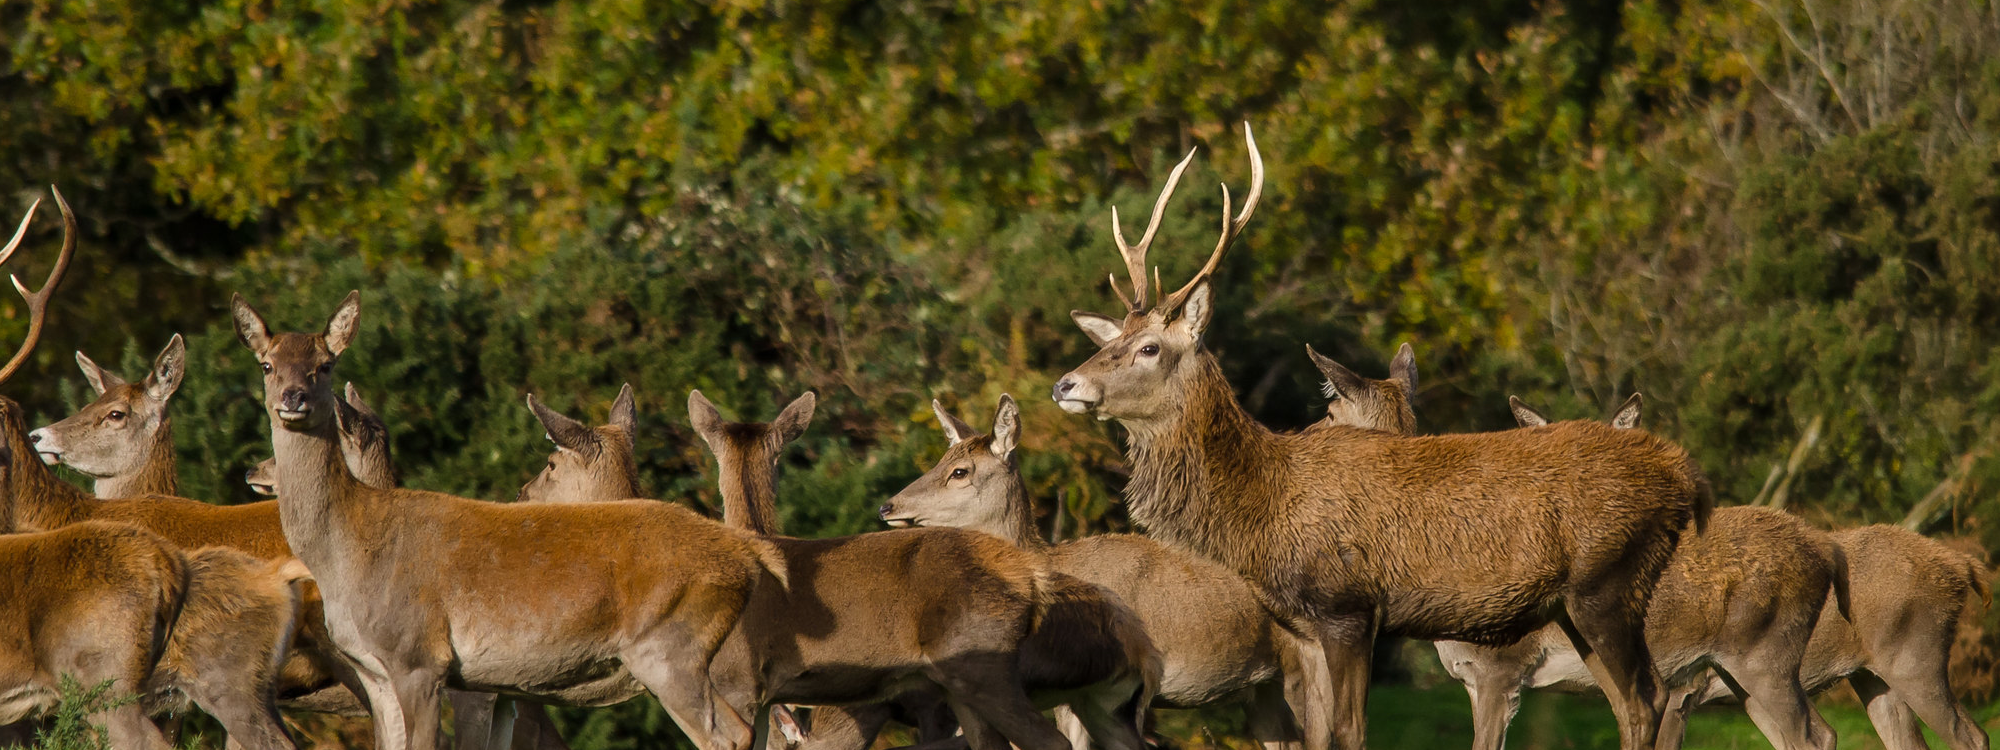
left=1234, top=420, right=1707, bottom=644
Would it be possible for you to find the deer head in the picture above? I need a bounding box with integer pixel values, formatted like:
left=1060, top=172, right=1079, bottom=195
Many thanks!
left=29, top=334, right=185, bottom=474
left=1509, top=393, right=1644, bottom=429
left=1308, top=342, right=1417, bottom=436
left=249, top=382, right=398, bottom=495
left=232, top=290, right=362, bottom=435
left=1052, top=124, right=1263, bottom=426
left=878, top=394, right=1024, bottom=535
left=517, top=383, right=639, bottom=503
left=686, top=388, right=815, bottom=534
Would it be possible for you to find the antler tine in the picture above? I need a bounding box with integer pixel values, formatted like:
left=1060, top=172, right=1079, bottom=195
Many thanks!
left=0, top=197, right=40, bottom=269
left=0, top=186, right=77, bottom=386
left=1109, top=147, right=1198, bottom=311
left=1162, top=123, right=1265, bottom=312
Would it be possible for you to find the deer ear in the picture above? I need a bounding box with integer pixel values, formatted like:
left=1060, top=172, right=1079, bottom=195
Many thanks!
left=990, top=394, right=1020, bottom=459
left=1172, top=280, right=1213, bottom=339
left=1070, top=311, right=1125, bottom=347
left=932, top=399, right=975, bottom=446
left=231, top=294, right=272, bottom=355
left=607, top=383, right=637, bottom=432
left=74, top=351, right=123, bottom=396
left=771, top=391, right=816, bottom=447
left=1509, top=395, right=1550, bottom=427
left=1389, top=342, right=1417, bottom=397
left=1611, top=393, right=1644, bottom=430
left=343, top=382, right=380, bottom=422
left=144, top=334, right=186, bottom=403
left=324, top=290, right=362, bottom=356
left=334, top=395, right=362, bottom=437
left=528, top=394, right=598, bottom=455
left=1307, top=344, right=1364, bottom=401
left=687, top=390, right=724, bottom=440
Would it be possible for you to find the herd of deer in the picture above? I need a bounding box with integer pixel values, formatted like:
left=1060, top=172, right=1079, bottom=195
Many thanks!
left=0, top=123, right=1990, bottom=750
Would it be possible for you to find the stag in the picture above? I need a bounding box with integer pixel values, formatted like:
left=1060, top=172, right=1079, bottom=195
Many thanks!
left=517, top=388, right=1153, bottom=750
left=1511, top=398, right=1991, bottom=750
left=878, top=393, right=1331, bottom=750
left=1051, top=125, right=1711, bottom=750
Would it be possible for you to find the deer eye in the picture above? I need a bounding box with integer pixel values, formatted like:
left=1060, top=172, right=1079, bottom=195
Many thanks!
left=260, top=363, right=272, bottom=374
left=949, top=467, right=969, bottom=480
left=1138, top=344, right=1159, bottom=357
left=106, top=410, right=125, bottom=421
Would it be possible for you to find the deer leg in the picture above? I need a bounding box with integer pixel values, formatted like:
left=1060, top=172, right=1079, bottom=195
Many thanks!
left=102, top=702, right=174, bottom=750
left=1462, top=675, right=1524, bottom=750
left=1316, top=616, right=1376, bottom=750
left=1556, top=600, right=1660, bottom=750
left=1849, top=671, right=1928, bottom=750
left=389, top=667, right=448, bottom=750
left=622, top=638, right=753, bottom=750
left=1249, top=677, right=1306, bottom=750
left=511, top=702, right=568, bottom=750
left=1874, top=661, right=1989, bottom=750
left=926, top=658, right=1067, bottom=750
left=183, top=677, right=297, bottom=750
left=1276, top=636, right=1326, bottom=750
left=1713, top=652, right=1833, bottom=750
left=1054, top=705, right=1091, bottom=750
left=484, top=696, right=520, bottom=750
left=1649, top=679, right=1702, bottom=750
left=1065, top=680, right=1148, bottom=750
left=450, top=691, right=498, bottom=750
left=796, top=705, right=891, bottom=750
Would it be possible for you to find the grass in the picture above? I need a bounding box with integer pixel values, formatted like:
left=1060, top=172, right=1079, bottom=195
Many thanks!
left=1153, top=682, right=1999, bottom=750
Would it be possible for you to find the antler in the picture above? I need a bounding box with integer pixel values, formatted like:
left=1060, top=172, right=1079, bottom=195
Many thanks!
left=0, top=187, right=78, bottom=385
left=1158, top=122, right=1263, bottom=314
left=1108, top=148, right=1198, bottom=312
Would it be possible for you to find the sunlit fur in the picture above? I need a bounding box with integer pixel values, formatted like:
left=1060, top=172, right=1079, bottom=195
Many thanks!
left=30, top=335, right=185, bottom=497
left=239, top=291, right=784, bottom=750
left=878, top=395, right=1329, bottom=750
left=246, top=385, right=397, bottom=496
left=1056, top=281, right=1712, bottom=750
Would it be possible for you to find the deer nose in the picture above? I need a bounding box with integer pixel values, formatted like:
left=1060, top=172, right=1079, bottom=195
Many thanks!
left=876, top=503, right=894, bottom=519
left=279, top=388, right=312, bottom=413
left=1052, top=378, right=1077, bottom=400
left=27, top=430, right=40, bottom=444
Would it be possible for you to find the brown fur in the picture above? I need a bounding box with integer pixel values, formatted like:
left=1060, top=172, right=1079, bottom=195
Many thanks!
left=878, top=394, right=1324, bottom=750
left=237, top=291, right=784, bottom=750
left=520, top=388, right=1137, bottom=750
left=1056, top=184, right=1708, bottom=749
left=1794, top=525, right=1991, bottom=750
left=31, top=334, right=186, bottom=498
left=148, top=547, right=310, bottom=750
left=1333, top=375, right=1841, bottom=750
left=0, top=519, right=190, bottom=750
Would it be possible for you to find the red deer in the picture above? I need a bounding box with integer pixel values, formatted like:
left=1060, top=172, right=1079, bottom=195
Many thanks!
left=519, top=388, right=1152, bottom=750
left=246, top=384, right=573, bottom=750
left=0, top=187, right=191, bottom=750
left=29, top=334, right=186, bottom=497
left=1317, top=365, right=1843, bottom=750
left=877, top=393, right=1330, bottom=750
left=1514, top=398, right=1990, bottom=750
left=1050, top=125, right=1710, bottom=750
left=234, top=292, right=788, bottom=750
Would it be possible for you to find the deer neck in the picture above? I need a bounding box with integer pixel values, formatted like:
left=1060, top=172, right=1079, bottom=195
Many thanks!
left=1121, top=353, right=1281, bottom=561
left=717, top=445, right=781, bottom=536
left=1, top=400, right=95, bottom=531
left=346, top=441, right=398, bottom=490
left=270, top=410, right=375, bottom=579
left=95, top=417, right=179, bottom=498
left=992, top=469, right=1048, bottom=551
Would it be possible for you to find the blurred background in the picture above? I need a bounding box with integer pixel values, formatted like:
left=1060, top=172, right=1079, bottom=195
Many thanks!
left=2, top=0, right=1996, bottom=747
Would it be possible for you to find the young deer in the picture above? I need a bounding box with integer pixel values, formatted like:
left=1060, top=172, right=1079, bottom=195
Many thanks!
left=1051, top=125, right=1710, bottom=750
left=0, top=187, right=193, bottom=750
left=518, top=388, right=1148, bottom=750
left=879, top=393, right=1330, bottom=750
left=247, top=384, right=574, bottom=750
left=683, top=390, right=1161, bottom=750
left=1514, top=399, right=1991, bottom=750
left=29, top=333, right=186, bottom=497
left=234, top=292, right=787, bottom=750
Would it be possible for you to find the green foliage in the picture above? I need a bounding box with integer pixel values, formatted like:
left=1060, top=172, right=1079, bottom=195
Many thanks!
left=32, top=677, right=137, bottom=750
left=6, top=0, right=2000, bottom=746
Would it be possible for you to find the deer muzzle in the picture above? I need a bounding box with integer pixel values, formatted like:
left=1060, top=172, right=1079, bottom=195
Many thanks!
left=1051, top=375, right=1102, bottom=416
left=276, top=388, right=314, bottom=423
left=25, top=427, right=62, bottom=465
